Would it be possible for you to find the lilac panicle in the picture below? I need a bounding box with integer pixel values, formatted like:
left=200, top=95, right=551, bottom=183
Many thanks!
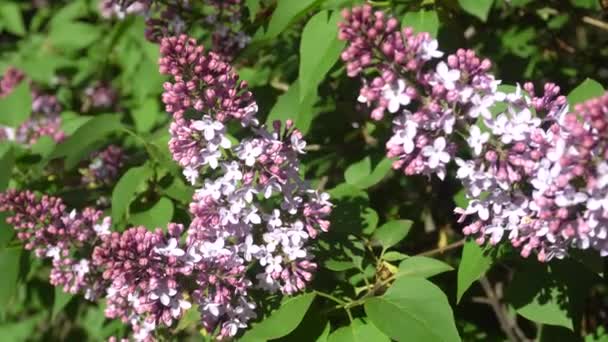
left=159, top=35, right=332, bottom=339
left=0, top=190, right=111, bottom=297
left=340, top=5, right=608, bottom=262
left=0, top=67, right=65, bottom=145
left=81, top=145, right=126, bottom=188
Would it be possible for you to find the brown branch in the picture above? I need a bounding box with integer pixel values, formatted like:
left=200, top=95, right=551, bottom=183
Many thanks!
left=479, top=277, right=531, bottom=342
left=582, top=16, right=608, bottom=31
left=416, top=238, right=465, bottom=257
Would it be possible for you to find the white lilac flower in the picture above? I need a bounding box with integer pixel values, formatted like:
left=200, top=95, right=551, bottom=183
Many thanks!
left=154, top=238, right=186, bottom=257
left=467, top=125, right=490, bottom=156
left=183, top=166, right=199, bottom=185
left=420, top=39, right=443, bottom=60
left=387, top=118, right=417, bottom=154
left=468, top=94, right=495, bottom=119
left=422, top=137, right=451, bottom=169
left=237, top=140, right=263, bottom=166
left=434, top=62, right=460, bottom=90
left=382, top=79, right=411, bottom=113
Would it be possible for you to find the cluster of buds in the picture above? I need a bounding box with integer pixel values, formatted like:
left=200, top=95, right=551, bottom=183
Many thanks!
left=82, top=81, right=120, bottom=112
left=204, top=0, right=251, bottom=59
left=80, top=145, right=126, bottom=188
left=159, top=34, right=331, bottom=339
left=340, top=5, right=608, bottom=261
left=100, top=0, right=250, bottom=58
left=339, top=5, right=497, bottom=180
left=0, top=190, right=111, bottom=297
left=99, top=0, right=150, bottom=20
left=0, top=67, right=64, bottom=145
left=0, top=34, right=331, bottom=341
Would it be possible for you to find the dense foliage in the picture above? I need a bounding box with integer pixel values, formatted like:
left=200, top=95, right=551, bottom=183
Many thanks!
left=0, top=0, right=607, bottom=341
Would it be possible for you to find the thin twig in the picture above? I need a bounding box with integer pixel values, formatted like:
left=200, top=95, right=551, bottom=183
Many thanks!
left=479, top=277, right=530, bottom=342
left=416, top=238, right=465, bottom=257
left=582, top=16, right=608, bottom=31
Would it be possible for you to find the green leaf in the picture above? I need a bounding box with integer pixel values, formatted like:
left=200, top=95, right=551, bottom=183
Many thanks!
left=508, top=261, right=572, bottom=330
left=0, top=146, right=15, bottom=191
left=458, top=0, right=494, bottom=22
left=0, top=313, right=45, bottom=342
left=345, top=157, right=393, bottom=190
left=246, top=0, right=261, bottom=21
left=401, top=9, right=439, bottom=38
left=0, top=3, right=26, bottom=36
left=329, top=319, right=390, bottom=342
left=161, top=177, right=194, bottom=204
left=266, top=81, right=317, bottom=135
left=241, top=293, right=316, bottom=341
left=0, top=213, right=15, bottom=248
left=132, top=98, right=160, bottom=133
left=456, top=241, right=492, bottom=302
left=372, top=220, right=413, bottom=250
left=0, top=247, right=22, bottom=307
left=49, top=0, right=88, bottom=27
left=255, top=0, right=322, bottom=41
left=316, top=322, right=331, bottom=342
left=328, top=183, right=370, bottom=234
left=569, top=0, right=600, bottom=9
left=344, top=157, right=371, bottom=186
left=299, top=10, right=345, bottom=102
left=509, top=259, right=599, bottom=331
left=30, top=136, right=55, bottom=158
left=0, top=81, right=31, bottom=127
left=174, top=304, right=200, bottom=332
left=398, top=256, right=453, bottom=279
left=111, top=164, right=154, bottom=223
left=128, top=197, right=174, bottom=229
left=365, top=277, right=460, bottom=342
left=50, top=114, right=123, bottom=169
left=52, top=287, right=73, bottom=320
left=324, top=259, right=356, bottom=271
left=357, top=158, right=393, bottom=189
left=60, top=111, right=92, bottom=135
left=567, top=78, right=605, bottom=105
left=361, top=207, right=379, bottom=235
left=49, top=21, right=102, bottom=51
left=383, top=251, right=408, bottom=262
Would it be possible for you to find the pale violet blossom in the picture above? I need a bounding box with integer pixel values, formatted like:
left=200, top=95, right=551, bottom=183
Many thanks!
left=467, top=125, right=490, bottom=156
left=422, top=137, right=451, bottom=169
left=382, top=79, right=411, bottom=113
left=433, top=62, right=460, bottom=90
left=420, top=39, right=443, bottom=60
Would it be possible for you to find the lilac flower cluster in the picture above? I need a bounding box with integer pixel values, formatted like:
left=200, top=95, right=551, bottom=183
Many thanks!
left=0, top=34, right=331, bottom=341
left=339, top=6, right=608, bottom=261
left=80, top=145, right=126, bottom=188
left=100, top=0, right=250, bottom=58
left=159, top=34, right=331, bottom=339
left=205, top=0, right=251, bottom=59
left=0, top=67, right=64, bottom=145
left=82, top=81, right=120, bottom=112
left=0, top=190, right=110, bottom=297
left=339, top=5, right=496, bottom=180
left=92, top=224, right=193, bottom=338
left=99, top=0, right=150, bottom=20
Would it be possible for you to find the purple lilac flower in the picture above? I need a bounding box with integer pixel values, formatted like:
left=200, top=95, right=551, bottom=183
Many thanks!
left=340, top=5, right=608, bottom=262
left=339, top=5, right=497, bottom=180
left=82, top=81, right=120, bottom=112
left=92, top=224, right=192, bottom=338
left=0, top=190, right=111, bottom=297
left=99, top=0, right=150, bottom=20
left=0, top=67, right=65, bottom=146
left=81, top=145, right=126, bottom=188
left=160, top=35, right=331, bottom=339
